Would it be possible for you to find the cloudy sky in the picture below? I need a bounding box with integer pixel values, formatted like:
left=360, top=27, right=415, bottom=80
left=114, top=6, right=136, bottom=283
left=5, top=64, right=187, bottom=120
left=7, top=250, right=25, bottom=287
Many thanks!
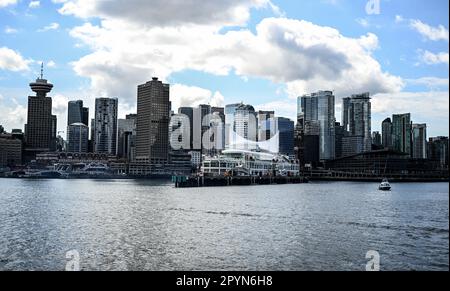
left=0, top=0, right=448, bottom=138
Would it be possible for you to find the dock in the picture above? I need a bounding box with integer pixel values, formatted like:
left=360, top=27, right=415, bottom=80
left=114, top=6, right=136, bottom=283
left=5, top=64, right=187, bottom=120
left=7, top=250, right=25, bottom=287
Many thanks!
left=172, top=175, right=309, bottom=188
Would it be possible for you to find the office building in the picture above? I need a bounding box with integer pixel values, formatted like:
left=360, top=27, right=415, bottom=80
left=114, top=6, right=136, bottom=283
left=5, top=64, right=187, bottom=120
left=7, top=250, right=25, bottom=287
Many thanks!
left=0, top=133, right=22, bottom=167
left=24, top=65, right=57, bottom=159
left=257, top=111, right=275, bottom=143
left=372, top=131, right=382, bottom=147
left=392, top=113, right=412, bottom=156
left=275, top=117, right=294, bottom=157
left=233, top=104, right=258, bottom=151
left=382, top=118, right=393, bottom=149
left=412, top=124, right=427, bottom=159
left=428, top=137, right=449, bottom=169
left=135, top=77, right=170, bottom=163
left=225, top=103, right=242, bottom=149
left=298, top=91, right=335, bottom=160
left=93, top=97, right=118, bottom=155
left=68, top=100, right=89, bottom=126
left=178, top=107, right=194, bottom=149
left=67, top=123, right=89, bottom=153
left=118, top=114, right=137, bottom=160
left=342, top=93, right=372, bottom=153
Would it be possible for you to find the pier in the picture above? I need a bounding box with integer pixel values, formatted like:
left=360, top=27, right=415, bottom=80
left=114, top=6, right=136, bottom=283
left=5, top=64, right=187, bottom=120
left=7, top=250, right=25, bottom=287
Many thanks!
left=173, top=175, right=309, bottom=188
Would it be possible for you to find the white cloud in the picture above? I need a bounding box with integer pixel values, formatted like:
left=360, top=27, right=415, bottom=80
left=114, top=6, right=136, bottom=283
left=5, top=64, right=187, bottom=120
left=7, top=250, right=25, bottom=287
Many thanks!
left=4, top=26, right=18, bottom=34
left=395, top=15, right=405, bottom=23
left=171, top=84, right=224, bottom=111
left=47, top=60, right=57, bottom=68
left=0, top=47, right=31, bottom=71
left=0, top=0, right=17, bottom=8
left=28, top=1, right=40, bottom=8
left=38, top=22, right=60, bottom=32
left=418, top=50, right=449, bottom=65
left=410, top=19, right=449, bottom=42
left=56, top=0, right=280, bottom=27
left=67, top=16, right=402, bottom=112
left=356, top=18, right=370, bottom=28
left=257, top=99, right=296, bottom=121
left=372, top=91, right=449, bottom=120
left=406, top=77, right=449, bottom=89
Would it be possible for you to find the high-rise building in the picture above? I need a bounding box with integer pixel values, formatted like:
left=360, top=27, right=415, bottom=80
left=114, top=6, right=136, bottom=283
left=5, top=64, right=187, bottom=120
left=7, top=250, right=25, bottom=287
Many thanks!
left=211, top=107, right=225, bottom=153
left=68, top=100, right=89, bottom=126
left=233, top=104, right=257, bottom=151
left=428, top=137, right=449, bottom=169
left=258, top=111, right=275, bottom=142
left=225, top=103, right=242, bottom=149
left=135, top=77, right=170, bottom=163
left=342, top=97, right=351, bottom=131
left=372, top=131, right=382, bottom=147
left=412, top=124, right=427, bottom=159
left=335, top=122, right=346, bottom=158
left=342, top=93, right=372, bottom=153
left=67, top=123, right=89, bottom=153
left=24, top=64, right=57, bottom=160
left=178, top=107, right=194, bottom=149
left=298, top=91, right=335, bottom=160
left=392, top=113, right=412, bottom=156
left=118, top=115, right=137, bottom=160
left=0, top=133, right=22, bottom=167
left=275, top=117, right=294, bottom=157
left=93, top=97, right=118, bottom=155
left=382, top=118, right=393, bottom=149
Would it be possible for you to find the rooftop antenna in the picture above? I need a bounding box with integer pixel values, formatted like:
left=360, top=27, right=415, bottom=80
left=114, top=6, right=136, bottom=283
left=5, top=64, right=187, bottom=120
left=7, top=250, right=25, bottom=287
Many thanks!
left=40, top=62, right=44, bottom=79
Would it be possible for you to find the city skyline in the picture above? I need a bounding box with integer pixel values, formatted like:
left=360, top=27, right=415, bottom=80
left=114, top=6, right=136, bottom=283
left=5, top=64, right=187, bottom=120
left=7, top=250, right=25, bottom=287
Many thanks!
left=0, top=0, right=448, bottom=138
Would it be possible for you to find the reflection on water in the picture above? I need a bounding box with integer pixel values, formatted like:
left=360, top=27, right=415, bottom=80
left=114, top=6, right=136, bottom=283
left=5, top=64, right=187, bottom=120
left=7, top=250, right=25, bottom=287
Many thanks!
left=0, top=178, right=448, bottom=271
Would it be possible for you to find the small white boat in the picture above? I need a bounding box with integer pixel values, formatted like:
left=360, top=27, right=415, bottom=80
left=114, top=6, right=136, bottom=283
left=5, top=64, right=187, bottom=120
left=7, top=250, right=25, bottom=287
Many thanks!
left=379, top=178, right=391, bottom=191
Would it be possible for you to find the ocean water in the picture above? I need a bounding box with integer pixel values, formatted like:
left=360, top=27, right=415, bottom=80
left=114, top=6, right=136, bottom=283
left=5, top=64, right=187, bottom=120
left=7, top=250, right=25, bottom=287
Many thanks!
left=0, top=178, right=448, bottom=271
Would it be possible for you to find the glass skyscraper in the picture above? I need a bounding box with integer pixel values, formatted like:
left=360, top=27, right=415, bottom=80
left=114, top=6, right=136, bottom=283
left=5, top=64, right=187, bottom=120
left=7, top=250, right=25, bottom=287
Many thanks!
left=93, top=97, right=118, bottom=155
left=67, top=123, right=89, bottom=153
left=392, top=113, right=412, bottom=156
left=342, top=93, right=372, bottom=153
left=412, top=123, right=427, bottom=159
left=298, top=91, right=335, bottom=160
left=68, top=100, right=89, bottom=126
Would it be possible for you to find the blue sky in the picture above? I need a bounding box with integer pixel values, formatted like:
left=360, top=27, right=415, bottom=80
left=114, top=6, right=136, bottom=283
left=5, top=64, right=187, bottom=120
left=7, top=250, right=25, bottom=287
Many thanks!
left=0, top=0, right=448, bottom=138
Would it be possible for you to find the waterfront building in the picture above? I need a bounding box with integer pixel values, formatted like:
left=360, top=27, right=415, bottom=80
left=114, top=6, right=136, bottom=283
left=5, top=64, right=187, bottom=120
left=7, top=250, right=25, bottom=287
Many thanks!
left=118, top=115, right=137, bottom=160
left=324, top=149, right=443, bottom=177
left=428, top=136, right=449, bottom=169
left=189, top=150, right=202, bottom=167
left=341, top=93, right=372, bottom=153
left=275, top=117, right=294, bottom=157
left=382, top=118, right=393, bottom=149
left=225, top=103, right=242, bottom=150
left=258, top=111, right=275, bottom=142
left=233, top=104, right=258, bottom=151
left=178, top=107, right=194, bottom=149
left=298, top=91, right=335, bottom=160
left=211, top=107, right=226, bottom=153
left=135, top=77, right=170, bottom=164
left=392, top=113, right=412, bottom=156
left=192, top=104, right=212, bottom=154
left=0, top=133, right=22, bottom=167
left=201, top=149, right=299, bottom=177
left=412, top=124, right=427, bottom=159
left=93, top=97, right=118, bottom=155
left=68, top=100, right=89, bottom=126
left=372, top=131, right=382, bottom=147
left=335, top=122, right=346, bottom=158
left=341, top=136, right=364, bottom=157
left=24, top=64, right=57, bottom=160
left=67, top=123, right=89, bottom=153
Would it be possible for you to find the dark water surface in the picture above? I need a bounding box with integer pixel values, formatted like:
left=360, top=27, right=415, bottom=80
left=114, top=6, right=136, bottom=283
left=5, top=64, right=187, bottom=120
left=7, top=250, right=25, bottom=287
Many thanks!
left=0, top=178, right=448, bottom=271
